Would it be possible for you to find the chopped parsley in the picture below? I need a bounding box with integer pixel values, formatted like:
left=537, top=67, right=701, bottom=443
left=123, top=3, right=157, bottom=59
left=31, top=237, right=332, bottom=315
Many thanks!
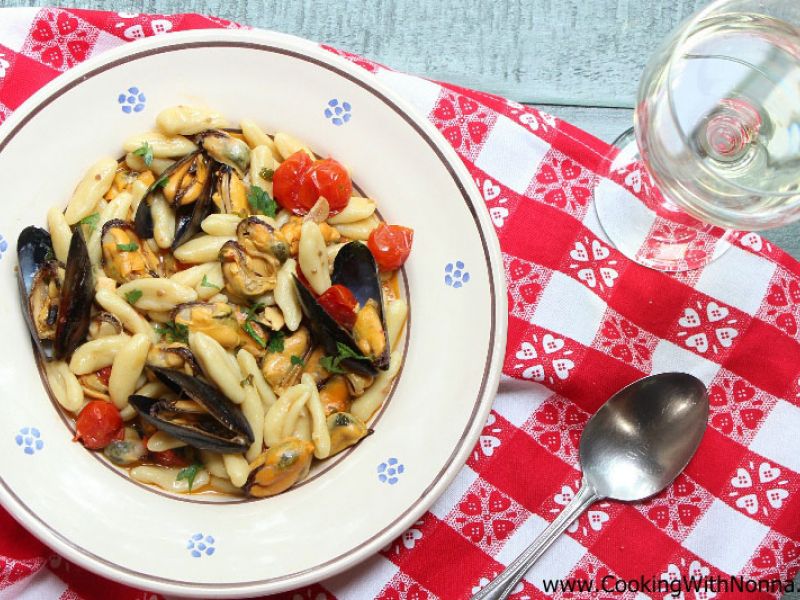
left=123, top=289, right=143, bottom=304
left=154, top=321, right=189, bottom=344
left=133, top=141, right=154, bottom=167
left=267, top=331, right=285, bottom=353
left=247, top=184, right=277, bottom=218
left=320, top=342, right=370, bottom=374
left=176, top=463, right=203, bottom=491
left=259, top=167, right=274, bottom=181
left=290, top=355, right=304, bottom=367
left=240, top=374, right=254, bottom=387
left=243, top=320, right=266, bottom=348
left=240, top=303, right=267, bottom=348
left=79, top=212, right=101, bottom=233
left=200, top=274, right=221, bottom=290
left=153, top=175, right=168, bottom=189
left=116, top=242, right=139, bottom=252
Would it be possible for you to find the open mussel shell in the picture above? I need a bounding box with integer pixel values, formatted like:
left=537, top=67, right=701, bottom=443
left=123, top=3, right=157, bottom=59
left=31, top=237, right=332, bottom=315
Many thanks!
left=294, top=274, right=378, bottom=377
left=54, top=228, right=94, bottom=360
left=129, top=366, right=253, bottom=453
left=101, top=219, right=159, bottom=283
left=333, top=241, right=390, bottom=370
left=172, top=174, right=213, bottom=250
left=134, top=151, right=213, bottom=242
left=17, top=226, right=58, bottom=359
left=198, top=129, right=250, bottom=176
left=212, top=166, right=249, bottom=216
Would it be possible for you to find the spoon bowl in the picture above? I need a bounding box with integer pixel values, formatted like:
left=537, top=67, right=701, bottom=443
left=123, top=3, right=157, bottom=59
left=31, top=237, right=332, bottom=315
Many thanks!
left=582, top=372, right=709, bottom=501
left=473, top=372, right=709, bottom=600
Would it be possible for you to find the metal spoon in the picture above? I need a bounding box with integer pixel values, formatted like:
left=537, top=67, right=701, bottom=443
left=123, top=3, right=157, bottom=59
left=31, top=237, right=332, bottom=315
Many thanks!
left=472, top=372, right=708, bottom=600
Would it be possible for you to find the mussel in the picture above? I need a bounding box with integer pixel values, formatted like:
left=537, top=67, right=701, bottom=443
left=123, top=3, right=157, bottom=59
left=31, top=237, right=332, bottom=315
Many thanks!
left=128, top=366, right=253, bottom=453
left=101, top=219, right=159, bottom=283
left=212, top=166, right=249, bottom=216
left=245, top=438, right=314, bottom=498
left=237, top=217, right=290, bottom=264
left=134, top=151, right=213, bottom=248
left=146, top=342, right=199, bottom=375
left=17, top=226, right=93, bottom=360
left=198, top=129, right=250, bottom=176
left=219, top=240, right=277, bottom=299
left=327, top=412, right=370, bottom=457
left=294, top=241, right=389, bottom=375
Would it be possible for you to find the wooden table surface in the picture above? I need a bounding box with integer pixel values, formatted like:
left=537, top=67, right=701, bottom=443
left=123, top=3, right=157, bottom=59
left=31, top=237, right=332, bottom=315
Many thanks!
left=3, top=1, right=800, bottom=596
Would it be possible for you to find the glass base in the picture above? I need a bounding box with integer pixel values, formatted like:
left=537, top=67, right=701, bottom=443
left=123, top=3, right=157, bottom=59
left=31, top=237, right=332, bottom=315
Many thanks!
left=594, top=128, right=736, bottom=272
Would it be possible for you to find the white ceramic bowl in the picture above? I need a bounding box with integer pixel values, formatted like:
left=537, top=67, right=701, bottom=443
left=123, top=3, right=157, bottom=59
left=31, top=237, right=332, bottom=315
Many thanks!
left=0, top=29, right=506, bottom=597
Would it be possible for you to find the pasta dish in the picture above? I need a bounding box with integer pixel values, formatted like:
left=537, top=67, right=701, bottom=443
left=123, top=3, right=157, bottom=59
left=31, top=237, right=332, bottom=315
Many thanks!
left=16, top=105, right=412, bottom=497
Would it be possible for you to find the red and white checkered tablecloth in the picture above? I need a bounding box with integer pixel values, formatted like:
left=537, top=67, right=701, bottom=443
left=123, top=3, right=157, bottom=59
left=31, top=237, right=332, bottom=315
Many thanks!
left=1, top=8, right=799, bottom=600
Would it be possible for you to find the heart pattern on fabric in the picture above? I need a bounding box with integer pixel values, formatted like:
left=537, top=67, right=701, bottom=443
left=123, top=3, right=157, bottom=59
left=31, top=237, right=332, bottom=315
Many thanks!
left=429, top=90, right=496, bottom=157
left=532, top=151, right=595, bottom=218
left=568, top=236, right=619, bottom=292
left=489, top=206, right=508, bottom=228
left=451, top=486, right=521, bottom=549
left=23, top=9, right=99, bottom=71
left=482, top=179, right=500, bottom=201
left=677, top=300, right=740, bottom=355
left=728, top=460, right=790, bottom=518
left=511, top=331, right=576, bottom=386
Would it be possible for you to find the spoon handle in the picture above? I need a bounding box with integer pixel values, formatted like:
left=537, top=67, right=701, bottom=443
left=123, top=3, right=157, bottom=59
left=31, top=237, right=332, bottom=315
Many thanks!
left=471, top=481, right=599, bottom=600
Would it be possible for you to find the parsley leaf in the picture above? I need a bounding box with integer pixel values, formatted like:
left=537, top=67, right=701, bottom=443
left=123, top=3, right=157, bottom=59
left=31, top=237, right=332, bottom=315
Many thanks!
left=320, top=354, right=347, bottom=374
left=153, top=175, right=168, bottom=189
left=133, top=141, right=154, bottom=167
left=267, top=331, right=285, bottom=353
left=290, top=355, right=304, bottom=366
left=259, top=167, right=274, bottom=181
left=116, top=242, right=139, bottom=252
left=247, top=185, right=277, bottom=218
left=200, top=274, right=221, bottom=290
left=124, top=289, right=142, bottom=304
left=154, top=321, right=189, bottom=344
left=176, top=463, right=203, bottom=491
left=240, top=374, right=254, bottom=387
left=243, top=320, right=266, bottom=348
left=79, top=212, right=101, bottom=233
left=320, top=343, right=370, bottom=374
left=335, top=342, right=370, bottom=362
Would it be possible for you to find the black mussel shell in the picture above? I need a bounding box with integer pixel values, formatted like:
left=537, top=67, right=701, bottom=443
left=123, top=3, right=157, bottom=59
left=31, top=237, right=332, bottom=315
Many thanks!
left=54, top=228, right=93, bottom=360
left=129, top=395, right=250, bottom=453
left=332, top=241, right=390, bottom=370
left=293, top=275, right=378, bottom=377
left=134, top=189, right=155, bottom=239
left=172, top=177, right=213, bottom=249
left=17, top=226, right=57, bottom=359
left=130, top=366, right=254, bottom=452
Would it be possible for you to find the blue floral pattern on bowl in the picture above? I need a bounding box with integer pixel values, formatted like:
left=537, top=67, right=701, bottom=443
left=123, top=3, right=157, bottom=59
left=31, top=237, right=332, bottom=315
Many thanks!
left=0, top=234, right=8, bottom=261
left=324, top=99, right=352, bottom=126
left=187, top=533, right=215, bottom=558
left=377, top=458, right=404, bottom=485
left=15, top=427, right=43, bottom=455
left=445, top=261, right=470, bottom=288
left=118, top=86, right=146, bottom=114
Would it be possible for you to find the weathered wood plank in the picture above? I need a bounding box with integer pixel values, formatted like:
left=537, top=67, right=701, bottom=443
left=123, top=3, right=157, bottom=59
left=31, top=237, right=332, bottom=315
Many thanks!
left=3, top=0, right=708, bottom=108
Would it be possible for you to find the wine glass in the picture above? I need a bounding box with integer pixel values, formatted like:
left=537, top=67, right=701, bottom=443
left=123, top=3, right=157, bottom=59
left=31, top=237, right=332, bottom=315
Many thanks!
left=594, top=0, right=800, bottom=271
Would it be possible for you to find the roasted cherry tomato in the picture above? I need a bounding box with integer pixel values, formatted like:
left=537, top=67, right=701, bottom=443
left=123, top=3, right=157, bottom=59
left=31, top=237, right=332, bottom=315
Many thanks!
left=298, top=158, right=352, bottom=215
left=317, top=284, right=358, bottom=329
left=74, top=400, right=123, bottom=450
left=96, top=366, right=113, bottom=387
left=368, top=224, right=414, bottom=271
left=273, top=150, right=313, bottom=215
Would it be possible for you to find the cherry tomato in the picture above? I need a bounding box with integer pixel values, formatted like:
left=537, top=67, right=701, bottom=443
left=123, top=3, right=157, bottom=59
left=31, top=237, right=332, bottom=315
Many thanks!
left=273, top=150, right=313, bottom=215
left=298, top=159, right=352, bottom=215
left=74, top=400, right=123, bottom=450
left=96, top=366, right=112, bottom=387
left=151, top=448, right=189, bottom=468
left=368, top=224, right=414, bottom=271
left=317, top=284, right=358, bottom=329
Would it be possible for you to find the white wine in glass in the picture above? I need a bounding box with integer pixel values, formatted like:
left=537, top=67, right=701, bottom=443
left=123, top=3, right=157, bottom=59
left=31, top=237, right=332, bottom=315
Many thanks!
left=594, top=0, right=800, bottom=271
